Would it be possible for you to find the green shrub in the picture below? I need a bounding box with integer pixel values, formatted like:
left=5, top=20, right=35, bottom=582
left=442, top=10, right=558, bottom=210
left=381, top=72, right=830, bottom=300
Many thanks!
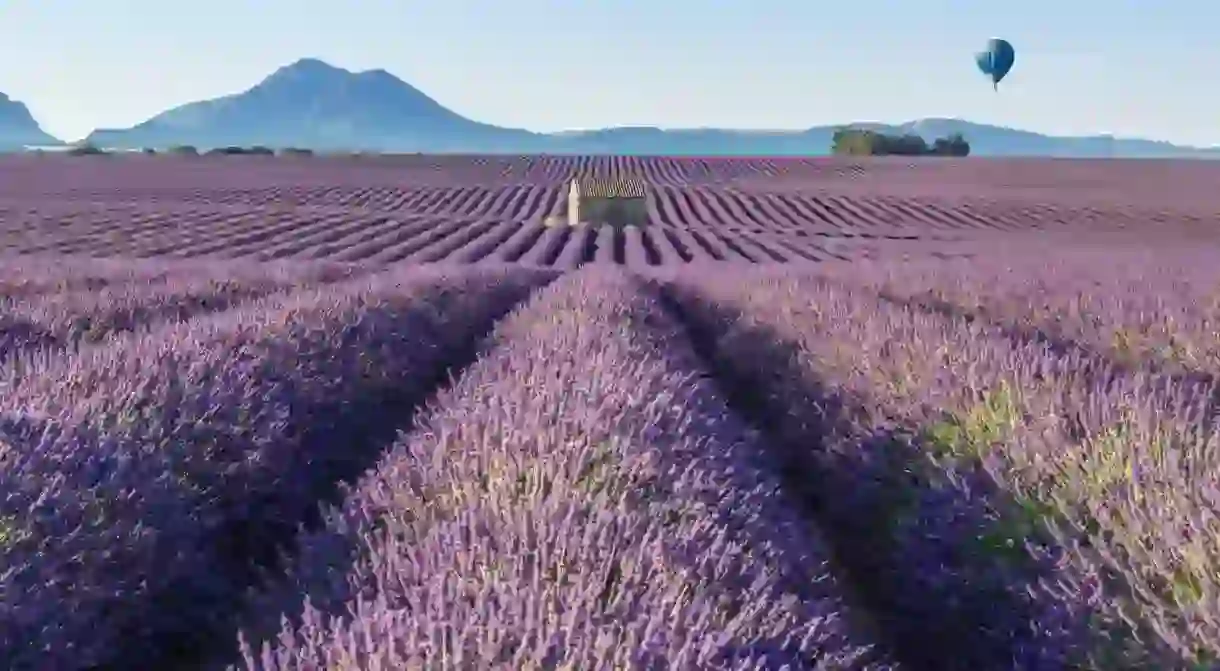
left=67, top=143, right=107, bottom=156
left=832, top=129, right=970, bottom=157
left=206, top=146, right=275, bottom=156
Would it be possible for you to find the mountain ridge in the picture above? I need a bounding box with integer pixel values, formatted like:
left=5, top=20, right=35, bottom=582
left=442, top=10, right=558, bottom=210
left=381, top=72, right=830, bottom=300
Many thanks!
left=0, top=92, right=63, bottom=149
left=85, top=59, right=546, bottom=153
left=15, top=57, right=1215, bottom=158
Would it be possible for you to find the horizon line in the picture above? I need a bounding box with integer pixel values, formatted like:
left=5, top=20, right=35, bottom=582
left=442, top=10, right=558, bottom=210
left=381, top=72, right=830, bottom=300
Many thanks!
left=13, top=58, right=1215, bottom=150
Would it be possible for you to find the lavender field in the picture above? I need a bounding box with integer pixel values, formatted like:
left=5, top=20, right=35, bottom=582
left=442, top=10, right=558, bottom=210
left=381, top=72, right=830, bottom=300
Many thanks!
left=2, top=154, right=1220, bottom=670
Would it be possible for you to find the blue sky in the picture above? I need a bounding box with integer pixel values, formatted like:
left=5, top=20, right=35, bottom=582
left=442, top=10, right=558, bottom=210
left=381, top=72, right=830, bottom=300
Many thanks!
left=2, top=1, right=1215, bottom=145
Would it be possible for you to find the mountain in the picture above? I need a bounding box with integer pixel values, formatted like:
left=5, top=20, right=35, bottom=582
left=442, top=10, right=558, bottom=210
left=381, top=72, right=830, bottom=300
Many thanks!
left=877, top=118, right=1220, bottom=159
left=84, top=59, right=1220, bottom=158
left=556, top=121, right=1220, bottom=159
left=0, top=93, right=62, bottom=149
left=86, top=58, right=551, bottom=153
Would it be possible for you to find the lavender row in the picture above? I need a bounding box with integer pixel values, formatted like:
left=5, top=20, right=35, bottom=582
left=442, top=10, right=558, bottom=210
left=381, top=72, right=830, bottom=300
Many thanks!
left=0, top=211, right=895, bottom=266
left=829, top=247, right=1220, bottom=377
left=0, top=254, right=365, bottom=298
left=0, top=265, right=553, bottom=670
left=233, top=267, right=895, bottom=670
left=0, top=190, right=1160, bottom=268
left=663, top=268, right=1220, bottom=669
left=6, top=155, right=1219, bottom=212
left=0, top=274, right=341, bottom=367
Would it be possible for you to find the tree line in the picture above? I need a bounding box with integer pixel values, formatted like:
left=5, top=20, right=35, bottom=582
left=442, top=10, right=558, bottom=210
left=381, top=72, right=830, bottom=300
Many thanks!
left=62, top=144, right=315, bottom=157
left=831, top=128, right=970, bottom=157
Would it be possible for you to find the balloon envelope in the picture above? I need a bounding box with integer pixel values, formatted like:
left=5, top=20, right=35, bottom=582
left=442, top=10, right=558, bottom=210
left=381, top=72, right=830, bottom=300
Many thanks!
left=975, top=38, right=1016, bottom=88
left=974, top=51, right=995, bottom=76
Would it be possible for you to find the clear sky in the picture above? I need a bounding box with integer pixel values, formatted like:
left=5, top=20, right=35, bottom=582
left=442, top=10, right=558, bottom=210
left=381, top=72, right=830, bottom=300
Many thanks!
left=2, top=1, right=1216, bottom=146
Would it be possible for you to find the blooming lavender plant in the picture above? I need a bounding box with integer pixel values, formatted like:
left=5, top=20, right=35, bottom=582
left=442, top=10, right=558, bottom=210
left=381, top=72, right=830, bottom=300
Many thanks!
left=0, top=254, right=364, bottom=298
left=0, top=265, right=552, bottom=670
left=664, top=266, right=1220, bottom=669
left=831, top=246, right=1220, bottom=377
left=234, top=267, right=895, bottom=670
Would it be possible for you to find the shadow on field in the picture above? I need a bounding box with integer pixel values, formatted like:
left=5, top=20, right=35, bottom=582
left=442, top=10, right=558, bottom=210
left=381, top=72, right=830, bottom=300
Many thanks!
left=95, top=278, right=558, bottom=671
left=654, top=281, right=1099, bottom=671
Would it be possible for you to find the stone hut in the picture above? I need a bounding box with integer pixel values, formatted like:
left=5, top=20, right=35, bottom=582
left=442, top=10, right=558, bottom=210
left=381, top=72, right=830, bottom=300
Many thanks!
left=566, top=176, right=648, bottom=227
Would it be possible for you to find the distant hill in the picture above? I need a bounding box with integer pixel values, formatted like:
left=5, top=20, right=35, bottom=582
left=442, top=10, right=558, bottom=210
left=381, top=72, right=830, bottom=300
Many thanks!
left=0, top=93, right=62, bottom=150
left=86, top=58, right=551, bottom=153
left=872, top=118, right=1220, bottom=159
left=556, top=121, right=1220, bottom=159
left=84, top=58, right=1220, bottom=159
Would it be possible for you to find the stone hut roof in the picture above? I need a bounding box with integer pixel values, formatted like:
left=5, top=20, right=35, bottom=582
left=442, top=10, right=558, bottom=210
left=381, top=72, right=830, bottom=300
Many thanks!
left=572, top=176, right=647, bottom=199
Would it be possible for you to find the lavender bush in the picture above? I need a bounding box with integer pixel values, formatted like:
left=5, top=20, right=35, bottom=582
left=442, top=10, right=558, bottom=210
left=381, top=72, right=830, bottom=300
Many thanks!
left=829, top=247, right=1220, bottom=377
left=0, top=155, right=1218, bottom=670
left=664, top=267, right=1220, bottom=669
left=234, top=267, right=895, bottom=670
left=0, top=265, right=552, bottom=670
left=0, top=254, right=364, bottom=298
left=0, top=276, right=316, bottom=367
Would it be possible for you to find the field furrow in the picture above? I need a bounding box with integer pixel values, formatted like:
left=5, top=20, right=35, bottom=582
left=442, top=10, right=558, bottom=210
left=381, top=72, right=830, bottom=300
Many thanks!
left=483, top=221, right=546, bottom=263
left=0, top=265, right=555, bottom=670
left=321, top=215, right=438, bottom=262
left=401, top=218, right=500, bottom=264
left=0, top=277, right=305, bottom=366
left=443, top=219, right=529, bottom=264
left=1, top=154, right=1219, bottom=669
left=554, top=222, right=595, bottom=269
left=231, top=268, right=897, bottom=670
left=362, top=216, right=473, bottom=264
left=622, top=224, right=652, bottom=268
left=662, top=268, right=1220, bottom=669
left=517, top=224, right=568, bottom=266
left=249, top=214, right=391, bottom=261
left=643, top=225, right=686, bottom=263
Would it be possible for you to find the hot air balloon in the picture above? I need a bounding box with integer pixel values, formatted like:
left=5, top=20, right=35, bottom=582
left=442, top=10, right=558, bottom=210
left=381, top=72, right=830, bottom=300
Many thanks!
left=975, top=38, right=1015, bottom=91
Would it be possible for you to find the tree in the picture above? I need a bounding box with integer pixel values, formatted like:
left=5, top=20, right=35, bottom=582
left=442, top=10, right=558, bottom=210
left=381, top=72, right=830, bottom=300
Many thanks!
left=832, top=128, right=881, bottom=155
left=930, top=133, right=970, bottom=157
left=205, top=146, right=275, bottom=156
left=884, top=134, right=931, bottom=156
left=832, top=128, right=970, bottom=157
left=67, top=143, right=107, bottom=156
